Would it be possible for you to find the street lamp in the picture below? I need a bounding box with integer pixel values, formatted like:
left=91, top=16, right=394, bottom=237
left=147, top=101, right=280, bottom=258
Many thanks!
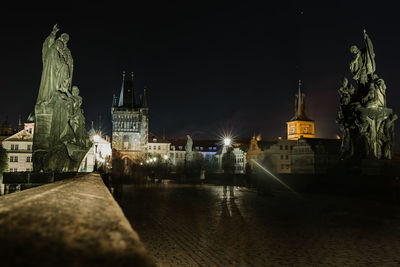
left=224, top=137, right=231, bottom=147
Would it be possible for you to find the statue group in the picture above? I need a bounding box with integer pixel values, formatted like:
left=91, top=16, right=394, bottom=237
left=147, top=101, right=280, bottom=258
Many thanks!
left=33, top=25, right=91, bottom=172
left=337, top=30, right=397, bottom=160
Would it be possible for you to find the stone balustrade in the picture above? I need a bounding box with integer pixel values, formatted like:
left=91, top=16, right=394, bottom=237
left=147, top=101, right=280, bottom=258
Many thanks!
left=0, top=173, right=155, bottom=266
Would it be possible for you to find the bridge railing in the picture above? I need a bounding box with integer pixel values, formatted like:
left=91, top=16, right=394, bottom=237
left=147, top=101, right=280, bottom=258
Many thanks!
left=0, top=173, right=155, bottom=266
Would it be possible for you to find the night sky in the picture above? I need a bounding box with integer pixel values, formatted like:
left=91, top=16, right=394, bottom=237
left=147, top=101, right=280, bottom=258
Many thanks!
left=1, top=2, right=400, bottom=148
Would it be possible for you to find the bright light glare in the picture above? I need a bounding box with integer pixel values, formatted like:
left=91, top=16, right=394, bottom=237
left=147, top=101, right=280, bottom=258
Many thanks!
left=93, top=135, right=101, bottom=143
left=251, top=159, right=300, bottom=197
left=163, top=155, right=169, bottom=160
left=153, top=157, right=157, bottom=162
left=224, top=138, right=231, bottom=146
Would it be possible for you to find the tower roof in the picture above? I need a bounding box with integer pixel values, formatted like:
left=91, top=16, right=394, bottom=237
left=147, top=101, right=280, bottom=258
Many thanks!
left=290, top=80, right=312, bottom=121
left=118, top=71, right=136, bottom=108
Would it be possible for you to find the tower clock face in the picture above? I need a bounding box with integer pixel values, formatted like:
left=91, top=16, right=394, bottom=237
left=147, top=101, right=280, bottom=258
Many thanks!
left=303, top=127, right=308, bottom=133
left=291, top=126, right=295, bottom=133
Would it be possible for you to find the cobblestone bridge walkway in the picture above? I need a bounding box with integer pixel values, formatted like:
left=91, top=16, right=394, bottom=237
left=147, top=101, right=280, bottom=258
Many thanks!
left=118, top=183, right=400, bottom=266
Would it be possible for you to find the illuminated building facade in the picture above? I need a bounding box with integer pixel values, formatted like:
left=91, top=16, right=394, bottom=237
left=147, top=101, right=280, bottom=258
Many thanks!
left=286, top=80, right=315, bottom=140
left=1, top=123, right=35, bottom=172
left=111, top=72, right=148, bottom=163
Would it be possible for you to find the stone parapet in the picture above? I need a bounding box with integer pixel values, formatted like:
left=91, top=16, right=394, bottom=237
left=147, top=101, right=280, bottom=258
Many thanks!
left=0, top=173, right=155, bottom=266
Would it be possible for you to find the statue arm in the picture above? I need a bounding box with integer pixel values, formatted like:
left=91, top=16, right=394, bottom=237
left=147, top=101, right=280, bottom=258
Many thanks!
left=42, top=25, right=59, bottom=60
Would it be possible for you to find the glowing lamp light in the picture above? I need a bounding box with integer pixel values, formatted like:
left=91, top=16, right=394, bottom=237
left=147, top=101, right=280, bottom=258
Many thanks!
left=224, top=138, right=231, bottom=146
left=153, top=157, right=157, bottom=162
left=163, top=155, right=169, bottom=160
left=93, top=135, right=101, bottom=143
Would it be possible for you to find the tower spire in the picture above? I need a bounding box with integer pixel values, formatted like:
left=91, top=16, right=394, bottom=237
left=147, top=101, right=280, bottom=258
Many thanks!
left=142, top=86, right=148, bottom=108
left=297, top=79, right=302, bottom=116
left=17, top=114, right=22, bottom=131
left=118, top=71, right=126, bottom=107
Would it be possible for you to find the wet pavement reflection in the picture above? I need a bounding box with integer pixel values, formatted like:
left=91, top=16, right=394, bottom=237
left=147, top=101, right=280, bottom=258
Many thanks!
left=117, top=182, right=400, bottom=266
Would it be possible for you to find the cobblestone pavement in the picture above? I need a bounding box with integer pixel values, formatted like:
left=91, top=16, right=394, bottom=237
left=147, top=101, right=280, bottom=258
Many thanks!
left=118, top=183, right=400, bottom=266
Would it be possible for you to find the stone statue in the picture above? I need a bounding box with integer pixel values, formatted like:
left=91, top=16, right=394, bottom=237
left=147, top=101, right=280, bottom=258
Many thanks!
left=36, top=24, right=73, bottom=105
left=349, top=29, right=375, bottom=85
left=337, top=30, right=396, bottom=160
left=185, top=135, right=193, bottom=162
left=33, top=25, right=90, bottom=172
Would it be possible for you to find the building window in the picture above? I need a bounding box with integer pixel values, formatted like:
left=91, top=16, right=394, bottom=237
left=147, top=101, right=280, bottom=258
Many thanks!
left=281, top=164, right=284, bottom=169
left=27, top=156, right=31, bottom=162
left=158, top=146, right=161, bottom=150
left=153, top=146, right=156, bottom=150
left=14, top=156, right=18, bottom=162
left=280, top=145, right=283, bottom=150
left=280, top=155, right=284, bottom=160
left=26, top=168, right=31, bottom=171
left=10, top=157, right=13, bottom=162
left=285, top=145, right=288, bottom=150
left=27, top=144, right=32, bottom=150
left=291, top=126, right=295, bottom=133
left=285, top=155, right=289, bottom=160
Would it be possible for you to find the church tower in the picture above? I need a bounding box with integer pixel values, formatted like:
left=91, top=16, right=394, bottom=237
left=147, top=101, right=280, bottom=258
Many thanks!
left=286, top=80, right=315, bottom=140
left=111, top=71, right=149, bottom=163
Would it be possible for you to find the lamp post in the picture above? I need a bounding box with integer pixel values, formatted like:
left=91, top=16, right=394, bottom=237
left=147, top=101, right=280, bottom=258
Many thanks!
left=94, top=144, right=98, bottom=172
left=93, top=135, right=100, bottom=172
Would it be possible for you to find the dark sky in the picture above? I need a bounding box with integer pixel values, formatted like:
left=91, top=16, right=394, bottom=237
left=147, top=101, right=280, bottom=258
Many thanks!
left=1, top=2, right=400, bottom=147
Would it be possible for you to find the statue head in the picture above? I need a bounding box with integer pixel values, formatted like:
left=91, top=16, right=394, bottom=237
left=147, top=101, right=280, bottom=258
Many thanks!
left=54, top=39, right=64, bottom=51
left=72, top=86, right=79, bottom=96
left=350, top=45, right=359, bottom=55
left=59, top=33, right=70, bottom=44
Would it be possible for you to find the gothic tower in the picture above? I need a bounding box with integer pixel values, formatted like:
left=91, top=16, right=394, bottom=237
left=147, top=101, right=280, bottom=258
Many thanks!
left=111, top=71, right=149, bottom=162
left=286, top=80, right=315, bottom=140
